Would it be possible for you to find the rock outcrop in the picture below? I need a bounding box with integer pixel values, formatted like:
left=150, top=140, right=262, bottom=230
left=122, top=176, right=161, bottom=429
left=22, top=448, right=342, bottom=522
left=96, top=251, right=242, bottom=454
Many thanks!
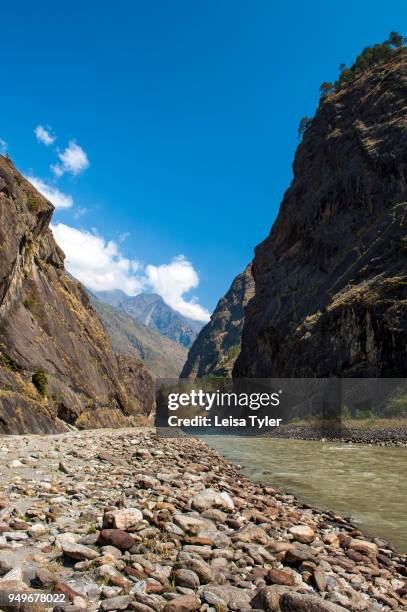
left=235, top=50, right=407, bottom=378
left=181, top=265, right=254, bottom=378
left=0, top=156, right=153, bottom=433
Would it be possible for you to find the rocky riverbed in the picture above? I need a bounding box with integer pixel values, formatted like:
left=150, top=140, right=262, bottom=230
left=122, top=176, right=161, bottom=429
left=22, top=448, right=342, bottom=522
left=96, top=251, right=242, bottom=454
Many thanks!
left=262, top=424, right=407, bottom=447
left=0, top=429, right=405, bottom=611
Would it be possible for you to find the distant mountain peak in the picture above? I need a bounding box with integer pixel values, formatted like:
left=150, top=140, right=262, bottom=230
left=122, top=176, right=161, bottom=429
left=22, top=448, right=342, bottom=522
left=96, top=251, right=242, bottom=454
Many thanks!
left=89, top=294, right=187, bottom=378
left=94, top=290, right=203, bottom=348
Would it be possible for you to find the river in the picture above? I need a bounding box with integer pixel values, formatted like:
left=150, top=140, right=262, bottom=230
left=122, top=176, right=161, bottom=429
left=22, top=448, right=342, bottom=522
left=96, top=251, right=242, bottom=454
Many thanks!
left=201, top=436, right=407, bottom=552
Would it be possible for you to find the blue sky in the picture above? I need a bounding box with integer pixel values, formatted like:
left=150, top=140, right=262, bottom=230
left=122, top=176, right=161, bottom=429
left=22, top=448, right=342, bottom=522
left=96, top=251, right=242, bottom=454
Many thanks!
left=1, top=1, right=406, bottom=320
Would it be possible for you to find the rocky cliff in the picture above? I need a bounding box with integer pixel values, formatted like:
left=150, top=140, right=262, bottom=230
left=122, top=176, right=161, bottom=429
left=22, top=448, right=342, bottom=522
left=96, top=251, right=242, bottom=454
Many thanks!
left=235, top=50, right=407, bottom=377
left=181, top=265, right=254, bottom=378
left=0, top=156, right=153, bottom=434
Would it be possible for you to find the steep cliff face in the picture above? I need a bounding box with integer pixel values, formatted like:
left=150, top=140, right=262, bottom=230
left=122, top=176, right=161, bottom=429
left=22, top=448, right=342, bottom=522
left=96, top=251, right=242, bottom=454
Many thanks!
left=0, top=156, right=153, bottom=433
left=181, top=265, right=254, bottom=378
left=235, top=50, right=407, bottom=378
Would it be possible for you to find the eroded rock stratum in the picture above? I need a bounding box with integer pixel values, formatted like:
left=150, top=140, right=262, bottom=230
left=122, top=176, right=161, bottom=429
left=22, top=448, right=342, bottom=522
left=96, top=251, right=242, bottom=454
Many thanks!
left=0, top=156, right=153, bottom=434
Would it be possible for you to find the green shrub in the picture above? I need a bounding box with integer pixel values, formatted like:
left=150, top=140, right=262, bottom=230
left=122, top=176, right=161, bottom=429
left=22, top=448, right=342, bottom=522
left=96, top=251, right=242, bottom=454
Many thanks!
left=354, top=408, right=374, bottom=420
left=26, top=196, right=39, bottom=211
left=336, top=67, right=353, bottom=88
left=1, top=354, right=12, bottom=370
left=1, top=353, right=16, bottom=370
left=351, top=43, right=393, bottom=75
left=383, top=394, right=407, bottom=417
left=32, top=369, right=48, bottom=397
left=319, top=81, right=334, bottom=99
left=226, top=345, right=241, bottom=361
left=23, top=297, right=35, bottom=310
left=297, top=116, right=313, bottom=139
left=333, top=32, right=406, bottom=93
left=387, top=31, right=406, bottom=48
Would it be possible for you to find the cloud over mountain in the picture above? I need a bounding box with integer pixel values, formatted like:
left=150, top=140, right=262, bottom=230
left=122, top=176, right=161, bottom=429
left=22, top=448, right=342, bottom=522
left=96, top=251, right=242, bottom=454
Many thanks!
left=51, top=223, right=210, bottom=321
left=26, top=176, right=73, bottom=209
left=146, top=256, right=210, bottom=321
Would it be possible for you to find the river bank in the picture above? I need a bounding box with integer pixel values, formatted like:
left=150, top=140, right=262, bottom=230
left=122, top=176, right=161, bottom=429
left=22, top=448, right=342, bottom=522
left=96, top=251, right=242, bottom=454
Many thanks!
left=202, top=436, right=407, bottom=553
left=261, top=422, right=407, bottom=447
left=0, top=428, right=405, bottom=611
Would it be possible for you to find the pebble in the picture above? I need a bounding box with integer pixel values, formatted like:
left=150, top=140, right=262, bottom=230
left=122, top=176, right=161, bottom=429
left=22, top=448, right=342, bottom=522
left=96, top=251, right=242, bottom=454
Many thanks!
left=0, top=428, right=403, bottom=612
left=97, top=529, right=135, bottom=551
left=289, top=524, right=315, bottom=543
left=103, top=507, right=144, bottom=530
left=61, top=541, right=100, bottom=560
left=100, top=594, right=133, bottom=610
left=191, top=488, right=234, bottom=512
left=174, top=568, right=200, bottom=589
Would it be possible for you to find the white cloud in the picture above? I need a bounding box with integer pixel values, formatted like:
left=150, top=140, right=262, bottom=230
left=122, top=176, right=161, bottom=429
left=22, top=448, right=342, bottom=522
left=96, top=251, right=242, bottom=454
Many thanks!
left=0, top=139, right=7, bottom=154
left=51, top=223, right=144, bottom=295
left=73, top=207, right=88, bottom=219
left=51, top=223, right=210, bottom=321
left=52, top=141, right=89, bottom=176
left=118, top=232, right=130, bottom=244
left=35, top=125, right=55, bottom=146
left=146, top=256, right=210, bottom=321
left=26, top=175, right=73, bottom=209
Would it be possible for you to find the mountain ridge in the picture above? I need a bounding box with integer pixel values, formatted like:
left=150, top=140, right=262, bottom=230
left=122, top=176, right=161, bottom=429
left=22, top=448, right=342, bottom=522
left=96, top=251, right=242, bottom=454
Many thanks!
left=90, top=294, right=188, bottom=378
left=94, top=289, right=203, bottom=348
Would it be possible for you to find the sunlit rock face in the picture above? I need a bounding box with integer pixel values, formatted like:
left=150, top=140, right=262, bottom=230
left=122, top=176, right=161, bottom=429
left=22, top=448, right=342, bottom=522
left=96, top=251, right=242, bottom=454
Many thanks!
left=0, top=156, right=153, bottom=433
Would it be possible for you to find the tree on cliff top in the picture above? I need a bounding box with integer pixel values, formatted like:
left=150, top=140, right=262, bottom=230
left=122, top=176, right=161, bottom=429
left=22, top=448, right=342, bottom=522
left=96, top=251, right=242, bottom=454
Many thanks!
left=387, top=31, right=406, bottom=48
left=297, top=117, right=313, bottom=139
left=334, top=31, right=406, bottom=93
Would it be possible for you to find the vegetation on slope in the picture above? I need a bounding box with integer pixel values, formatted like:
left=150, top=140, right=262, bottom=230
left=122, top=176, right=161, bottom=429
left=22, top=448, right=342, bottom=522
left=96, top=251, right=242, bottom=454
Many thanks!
left=298, top=31, right=406, bottom=138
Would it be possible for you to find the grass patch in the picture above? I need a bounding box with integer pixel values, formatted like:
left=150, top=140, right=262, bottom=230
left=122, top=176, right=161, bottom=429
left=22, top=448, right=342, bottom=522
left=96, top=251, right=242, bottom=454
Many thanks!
left=46, top=558, right=64, bottom=576
left=23, top=296, right=36, bottom=310
left=32, top=368, right=47, bottom=397
left=1, top=353, right=19, bottom=371
left=167, top=573, right=176, bottom=592
left=26, top=196, right=41, bottom=212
